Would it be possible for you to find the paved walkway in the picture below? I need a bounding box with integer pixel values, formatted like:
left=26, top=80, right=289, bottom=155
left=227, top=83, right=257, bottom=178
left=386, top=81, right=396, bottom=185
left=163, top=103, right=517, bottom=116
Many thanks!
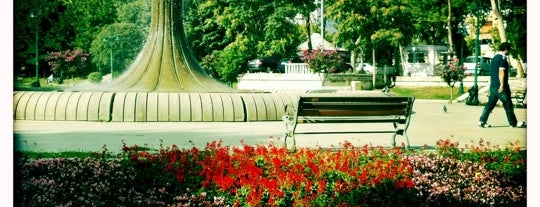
left=14, top=99, right=527, bottom=153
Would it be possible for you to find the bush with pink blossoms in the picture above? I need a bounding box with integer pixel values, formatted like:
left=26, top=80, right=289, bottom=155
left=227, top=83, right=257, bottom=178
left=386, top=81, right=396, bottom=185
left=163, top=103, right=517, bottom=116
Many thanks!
left=407, top=139, right=526, bottom=206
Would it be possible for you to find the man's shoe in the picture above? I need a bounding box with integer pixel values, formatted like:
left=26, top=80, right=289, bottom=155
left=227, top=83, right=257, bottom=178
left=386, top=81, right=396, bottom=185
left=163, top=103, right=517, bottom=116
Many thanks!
left=511, top=121, right=526, bottom=128
left=478, top=121, right=491, bottom=128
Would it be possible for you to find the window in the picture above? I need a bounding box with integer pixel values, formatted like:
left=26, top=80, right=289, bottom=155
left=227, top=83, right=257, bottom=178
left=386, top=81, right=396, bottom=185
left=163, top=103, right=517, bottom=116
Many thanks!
left=408, top=52, right=426, bottom=63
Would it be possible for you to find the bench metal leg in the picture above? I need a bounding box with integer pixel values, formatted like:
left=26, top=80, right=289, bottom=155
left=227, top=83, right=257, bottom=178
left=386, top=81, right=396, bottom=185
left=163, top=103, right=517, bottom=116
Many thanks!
left=391, top=133, right=397, bottom=148
left=282, top=104, right=298, bottom=151
left=393, top=123, right=410, bottom=149
left=391, top=132, right=410, bottom=149
left=283, top=130, right=296, bottom=150
left=403, top=132, right=410, bottom=149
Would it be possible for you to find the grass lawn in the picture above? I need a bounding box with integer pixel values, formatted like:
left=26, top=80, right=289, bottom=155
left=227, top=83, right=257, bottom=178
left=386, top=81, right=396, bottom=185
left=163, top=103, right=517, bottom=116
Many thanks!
left=14, top=77, right=86, bottom=91
left=390, top=85, right=471, bottom=100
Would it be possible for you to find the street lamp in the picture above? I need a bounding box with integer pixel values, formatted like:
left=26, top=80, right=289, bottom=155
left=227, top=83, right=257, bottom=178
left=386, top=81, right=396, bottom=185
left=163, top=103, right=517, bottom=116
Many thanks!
left=457, top=22, right=468, bottom=94
left=110, top=45, right=113, bottom=78
left=103, top=35, right=119, bottom=79
left=30, top=8, right=41, bottom=87
left=466, top=0, right=483, bottom=105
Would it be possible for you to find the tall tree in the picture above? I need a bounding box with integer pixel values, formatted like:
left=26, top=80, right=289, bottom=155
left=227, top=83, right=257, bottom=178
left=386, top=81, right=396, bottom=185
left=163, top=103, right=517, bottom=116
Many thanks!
left=14, top=0, right=74, bottom=77
left=60, top=0, right=118, bottom=51
left=183, top=0, right=229, bottom=60
left=89, top=23, right=146, bottom=76
left=258, top=4, right=304, bottom=59
left=490, top=0, right=526, bottom=78
left=447, top=0, right=454, bottom=55
left=490, top=0, right=506, bottom=42
left=327, top=0, right=415, bottom=86
left=285, top=0, right=317, bottom=52
left=116, top=0, right=152, bottom=35
left=183, top=0, right=308, bottom=82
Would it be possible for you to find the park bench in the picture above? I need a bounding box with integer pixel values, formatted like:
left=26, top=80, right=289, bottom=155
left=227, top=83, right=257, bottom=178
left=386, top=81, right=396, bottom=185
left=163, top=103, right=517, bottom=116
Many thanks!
left=282, top=95, right=415, bottom=149
left=512, top=89, right=526, bottom=108
left=484, top=88, right=527, bottom=108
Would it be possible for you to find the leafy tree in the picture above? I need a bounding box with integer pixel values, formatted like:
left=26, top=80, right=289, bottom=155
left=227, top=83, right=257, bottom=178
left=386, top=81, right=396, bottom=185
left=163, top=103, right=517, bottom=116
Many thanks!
left=60, top=0, right=118, bottom=51
left=183, top=0, right=230, bottom=60
left=212, top=36, right=252, bottom=83
left=14, top=0, right=74, bottom=77
left=89, top=23, right=146, bottom=77
left=493, top=0, right=526, bottom=77
left=286, top=0, right=317, bottom=52
left=14, top=0, right=132, bottom=78
left=184, top=0, right=307, bottom=81
left=326, top=0, right=415, bottom=87
left=116, top=0, right=152, bottom=35
left=257, top=5, right=304, bottom=59
left=13, top=0, right=526, bottom=84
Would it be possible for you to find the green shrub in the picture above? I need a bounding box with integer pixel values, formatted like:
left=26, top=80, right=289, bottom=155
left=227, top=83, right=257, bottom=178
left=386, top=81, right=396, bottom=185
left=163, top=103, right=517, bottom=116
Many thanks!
left=87, top=72, right=103, bottom=83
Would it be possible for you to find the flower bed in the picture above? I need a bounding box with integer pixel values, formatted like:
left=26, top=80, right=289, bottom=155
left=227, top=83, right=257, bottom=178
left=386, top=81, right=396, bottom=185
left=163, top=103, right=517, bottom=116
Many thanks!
left=15, top=139, right=526, bottom=206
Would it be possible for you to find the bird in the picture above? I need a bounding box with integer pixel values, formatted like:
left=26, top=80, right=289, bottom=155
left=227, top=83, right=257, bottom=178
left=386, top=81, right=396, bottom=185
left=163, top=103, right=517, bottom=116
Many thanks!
left=443, top=105, right=447, bottom=113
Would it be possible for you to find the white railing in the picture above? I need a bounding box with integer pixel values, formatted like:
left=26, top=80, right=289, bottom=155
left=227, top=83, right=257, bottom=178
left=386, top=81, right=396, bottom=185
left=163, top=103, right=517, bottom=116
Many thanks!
left=285, top=63, right=311, bottom=74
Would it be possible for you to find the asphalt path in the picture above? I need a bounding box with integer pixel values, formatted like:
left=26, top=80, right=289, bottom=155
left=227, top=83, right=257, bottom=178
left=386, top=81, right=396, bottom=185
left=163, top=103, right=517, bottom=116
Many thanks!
left=13, top=99, right=527, bottom=153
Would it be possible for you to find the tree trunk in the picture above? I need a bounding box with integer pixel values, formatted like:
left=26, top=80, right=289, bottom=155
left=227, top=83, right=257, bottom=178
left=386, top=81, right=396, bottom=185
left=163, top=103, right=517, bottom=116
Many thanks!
left=306, top=14, right=313, bottom=52
left=372, top=48, right=376, bottom=89
left=449, top=86, right=454, bottom=104
left=490, top=0, right=507, bottom=42
left=447, top=0, right=454, bottom=55
left=399, top=44, right=405, bottom=76
left=490, top=0, right=525, bottom=77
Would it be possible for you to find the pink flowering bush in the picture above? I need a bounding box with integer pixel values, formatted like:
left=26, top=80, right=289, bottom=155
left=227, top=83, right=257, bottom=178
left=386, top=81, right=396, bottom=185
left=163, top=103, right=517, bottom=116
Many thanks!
left=46, top=49, right=90, bottom=81
left=15, top=156, right=180, bottom=206
left=408, top=139, right=526, bottom=206
left=301, top=49, right=345, bottom=73
left=437, top=58, right=466, bottom=102
left=15, top=139, right=526, bottom=206
left=438, top=58, right=465, bottom=88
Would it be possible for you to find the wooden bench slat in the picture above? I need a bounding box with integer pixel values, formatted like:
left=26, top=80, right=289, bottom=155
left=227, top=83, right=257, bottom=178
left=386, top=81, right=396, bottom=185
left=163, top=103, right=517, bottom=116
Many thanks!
left=296, top=130, right=400, bottom=134
left=302, top=97, right=411, bottom=102
left=300, top=109, right=407, bottom=116
left=301, top=102, right=408, bottom=109
left=298, top=116, right=405, bottom=124
left=301, top=102, right=407, bottom=108
left=302, top=101, right=409, bottom=105
left=300, top=104, right=408, bottom=111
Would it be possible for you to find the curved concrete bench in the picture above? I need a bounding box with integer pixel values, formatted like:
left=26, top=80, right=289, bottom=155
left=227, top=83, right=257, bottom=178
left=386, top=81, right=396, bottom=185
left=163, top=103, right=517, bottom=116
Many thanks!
left=13, top=91, right=114, bottom=121
left=110, top=92, right=247, bottom=122
left=13, top=92, right=300, bottom=122
left=240, top=93, right=298, bottom=121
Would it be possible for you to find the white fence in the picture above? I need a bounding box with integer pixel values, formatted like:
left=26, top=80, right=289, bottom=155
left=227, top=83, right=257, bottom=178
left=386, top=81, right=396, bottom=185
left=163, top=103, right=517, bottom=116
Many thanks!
left=285, top=63, right=311, bottom=74
left=237, top=63, right=323, bottom=90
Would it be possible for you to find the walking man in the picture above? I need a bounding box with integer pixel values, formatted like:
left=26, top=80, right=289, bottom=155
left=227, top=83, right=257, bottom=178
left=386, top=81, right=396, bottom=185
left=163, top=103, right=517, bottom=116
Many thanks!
left=478, top=42, right=526, bottom=128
